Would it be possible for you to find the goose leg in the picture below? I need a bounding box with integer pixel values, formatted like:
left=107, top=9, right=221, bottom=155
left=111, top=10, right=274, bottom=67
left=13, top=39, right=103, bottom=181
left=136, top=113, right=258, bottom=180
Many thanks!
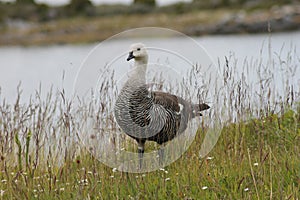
left=158, top=146, right=165, bottom=166
left=137, top=141, right=145, bottom=169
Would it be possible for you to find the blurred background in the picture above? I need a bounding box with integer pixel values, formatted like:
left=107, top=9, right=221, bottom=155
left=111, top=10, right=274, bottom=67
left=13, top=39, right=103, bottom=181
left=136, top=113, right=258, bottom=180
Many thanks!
left=0, top=0, right=300, bottom=45
left=0, top=0, right=300, bottom=102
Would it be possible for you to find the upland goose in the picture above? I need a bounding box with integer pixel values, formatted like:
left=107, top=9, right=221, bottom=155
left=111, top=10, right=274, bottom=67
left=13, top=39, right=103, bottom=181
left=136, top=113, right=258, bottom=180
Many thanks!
left=114, top=43, right=210, bottom=168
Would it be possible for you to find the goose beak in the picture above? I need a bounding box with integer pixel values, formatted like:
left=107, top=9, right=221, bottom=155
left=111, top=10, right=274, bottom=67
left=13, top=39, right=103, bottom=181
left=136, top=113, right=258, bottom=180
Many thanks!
left=127, top=51, right=135, bottom=61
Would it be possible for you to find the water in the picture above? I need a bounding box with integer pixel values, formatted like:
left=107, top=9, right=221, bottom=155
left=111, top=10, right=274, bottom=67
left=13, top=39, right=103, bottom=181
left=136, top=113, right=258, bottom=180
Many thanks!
left=0, top=31, right=300, bottom=103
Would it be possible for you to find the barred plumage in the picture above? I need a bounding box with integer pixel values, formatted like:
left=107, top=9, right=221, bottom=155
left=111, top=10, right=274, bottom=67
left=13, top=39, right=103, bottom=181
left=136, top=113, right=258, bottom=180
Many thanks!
left=114, top=43, right=210, bottom=167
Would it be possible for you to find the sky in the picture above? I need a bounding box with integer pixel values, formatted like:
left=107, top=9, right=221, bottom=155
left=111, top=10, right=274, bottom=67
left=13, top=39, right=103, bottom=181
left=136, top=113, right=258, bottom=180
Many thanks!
left=1, top=0, right=192, bottom=6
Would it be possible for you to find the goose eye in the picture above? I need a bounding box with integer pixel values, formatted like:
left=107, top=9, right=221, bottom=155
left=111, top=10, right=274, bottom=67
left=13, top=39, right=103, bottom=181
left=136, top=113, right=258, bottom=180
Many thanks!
left=137, top=48, right=141, bottom=51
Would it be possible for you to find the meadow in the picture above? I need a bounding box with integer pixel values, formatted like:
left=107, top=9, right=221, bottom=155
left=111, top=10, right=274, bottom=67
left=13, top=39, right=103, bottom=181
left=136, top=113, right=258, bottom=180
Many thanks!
left=0, top=45, right=299, bottom=199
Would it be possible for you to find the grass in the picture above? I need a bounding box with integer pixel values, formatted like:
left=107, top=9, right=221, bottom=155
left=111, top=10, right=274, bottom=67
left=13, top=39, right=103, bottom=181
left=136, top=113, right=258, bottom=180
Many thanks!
left=0, top=44, right=300, bottom=199
left=0, top=107, right=299, bottom=199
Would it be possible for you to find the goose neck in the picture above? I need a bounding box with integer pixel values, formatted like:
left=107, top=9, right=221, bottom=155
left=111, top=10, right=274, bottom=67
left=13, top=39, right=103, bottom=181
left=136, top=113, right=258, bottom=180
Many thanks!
left=133, top=59, right=147, bottom=76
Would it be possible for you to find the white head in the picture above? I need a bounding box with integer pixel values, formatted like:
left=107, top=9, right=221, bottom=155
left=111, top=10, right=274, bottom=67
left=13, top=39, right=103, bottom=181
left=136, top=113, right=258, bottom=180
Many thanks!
left=127, top=43, right=148, bottom=64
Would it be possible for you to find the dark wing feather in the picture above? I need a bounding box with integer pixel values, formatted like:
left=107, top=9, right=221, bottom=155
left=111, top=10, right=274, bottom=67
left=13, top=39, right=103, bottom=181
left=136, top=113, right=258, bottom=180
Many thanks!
left=152, top=91, right=180, bottom=112
left=149, top=91, right=186, bottom=144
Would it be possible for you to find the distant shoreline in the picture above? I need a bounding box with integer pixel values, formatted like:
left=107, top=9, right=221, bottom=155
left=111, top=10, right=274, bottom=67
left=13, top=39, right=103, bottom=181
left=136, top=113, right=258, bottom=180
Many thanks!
left=0, top=4, right=299, bottom=46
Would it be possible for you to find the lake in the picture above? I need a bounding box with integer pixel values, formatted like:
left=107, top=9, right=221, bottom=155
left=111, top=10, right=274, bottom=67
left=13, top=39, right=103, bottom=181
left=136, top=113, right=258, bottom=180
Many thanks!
left=0, top=30, right=300, bottom=104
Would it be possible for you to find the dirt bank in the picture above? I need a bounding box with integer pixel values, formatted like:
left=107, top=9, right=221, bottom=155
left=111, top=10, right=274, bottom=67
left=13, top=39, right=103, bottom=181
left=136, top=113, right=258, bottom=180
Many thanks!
left=0, top=4, right=299, bottom=46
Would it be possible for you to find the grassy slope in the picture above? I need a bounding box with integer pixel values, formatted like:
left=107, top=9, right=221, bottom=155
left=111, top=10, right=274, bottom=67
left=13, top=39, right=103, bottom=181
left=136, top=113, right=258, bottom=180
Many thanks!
left=0, top=108, right=299, bottom=199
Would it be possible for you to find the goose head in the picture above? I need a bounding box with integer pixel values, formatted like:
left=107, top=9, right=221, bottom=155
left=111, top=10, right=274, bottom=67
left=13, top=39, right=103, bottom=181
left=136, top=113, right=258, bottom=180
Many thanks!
left=127, top=43, right=148, bottom=64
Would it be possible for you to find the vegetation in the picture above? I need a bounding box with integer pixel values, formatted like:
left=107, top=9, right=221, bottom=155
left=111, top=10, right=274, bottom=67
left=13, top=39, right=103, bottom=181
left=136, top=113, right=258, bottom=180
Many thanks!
left=65, top=0, right=94, bottom=16
left=1, top=110, right=299, bottom=199
left=134, top=0, right=156, bottom=7
left=0, top=44, right=299, bottom=199
left=192, top=0, right=294, bottom=8
left=15, top=0, right=36, bottom=5
left=0, top=0, right=297, bottom=22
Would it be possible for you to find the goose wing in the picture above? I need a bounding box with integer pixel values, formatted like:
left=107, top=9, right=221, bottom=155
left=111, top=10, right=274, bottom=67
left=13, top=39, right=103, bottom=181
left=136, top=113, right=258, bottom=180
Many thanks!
left=152, top=91, right=181, bottom=113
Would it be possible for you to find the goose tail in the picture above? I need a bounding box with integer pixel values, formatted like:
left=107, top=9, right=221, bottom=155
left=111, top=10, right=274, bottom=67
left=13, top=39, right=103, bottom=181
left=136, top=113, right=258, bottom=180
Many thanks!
left=191, top=103, right=210, bottom=117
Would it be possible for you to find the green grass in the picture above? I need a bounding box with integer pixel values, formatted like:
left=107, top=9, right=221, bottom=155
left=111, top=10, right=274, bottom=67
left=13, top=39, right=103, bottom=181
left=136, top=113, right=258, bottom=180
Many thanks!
left=0, top=108, right=299, bottom=199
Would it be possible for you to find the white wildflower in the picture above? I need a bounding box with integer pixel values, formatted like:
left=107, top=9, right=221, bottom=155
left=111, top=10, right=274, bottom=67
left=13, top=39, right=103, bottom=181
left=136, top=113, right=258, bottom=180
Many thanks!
left=244, top=188, right=249, bottom=192
left=165, top=178, right=170, bottom=181
left=254, top=162, right=259, bottom=166
left=79, top=179, right=88, bottom=185
left=202, top=186, right=208, bottom=190
left=112, top=168, right=117, bottom=173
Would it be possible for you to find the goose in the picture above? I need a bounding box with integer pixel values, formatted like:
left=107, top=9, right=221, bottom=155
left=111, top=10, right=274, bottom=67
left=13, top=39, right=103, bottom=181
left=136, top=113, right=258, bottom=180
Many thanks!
left=114, top=43, right=210, bottom=168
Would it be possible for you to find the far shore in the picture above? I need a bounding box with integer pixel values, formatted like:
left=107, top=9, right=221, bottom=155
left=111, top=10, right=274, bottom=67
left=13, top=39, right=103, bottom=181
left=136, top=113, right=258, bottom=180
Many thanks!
left=0, top=4, right=299, bottom=46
